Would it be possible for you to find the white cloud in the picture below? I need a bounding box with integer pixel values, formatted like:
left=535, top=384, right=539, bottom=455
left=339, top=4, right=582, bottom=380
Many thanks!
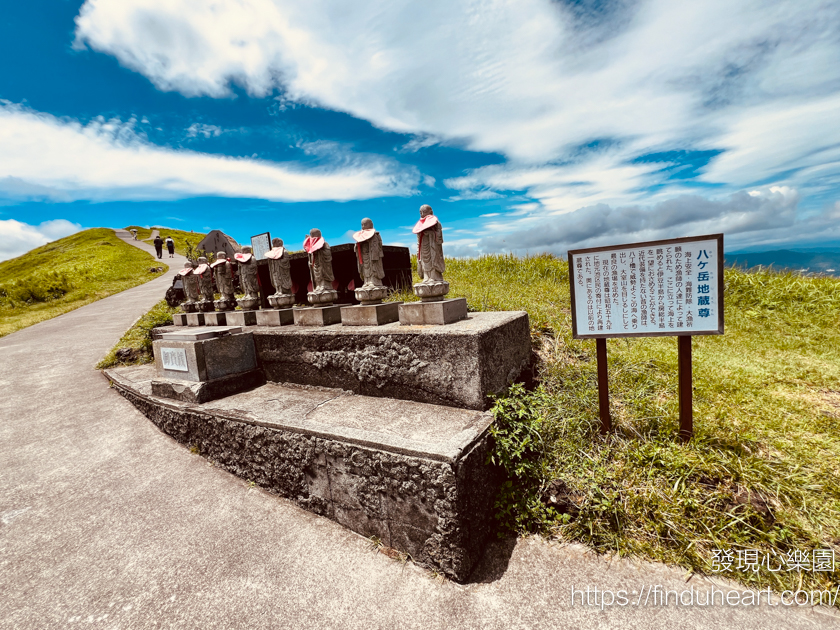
left=0, top=219, right=82, bottom=262
left=72, top=0, right=840, bottom=240
left=0, top=103, right=419, bottom=203
left=185, top=122, right=223, bottom=138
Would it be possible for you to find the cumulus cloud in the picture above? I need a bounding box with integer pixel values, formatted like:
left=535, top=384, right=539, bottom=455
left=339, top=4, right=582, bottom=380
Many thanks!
left=185, top=123, right=224, bottom=138
left=0, top=219, right=82, bottom=262
left=476, top=187, right=804, bottom=255
left=73, top=0, right=840, bottom=211
left=0, top=103, right=419, bottom=203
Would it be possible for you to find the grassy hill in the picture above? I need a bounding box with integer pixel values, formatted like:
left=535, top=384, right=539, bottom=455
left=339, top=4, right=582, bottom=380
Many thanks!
left=124, top=226, right=207, bottom=258
left=394, top=255, right=840, bottom=598
left=0, top=228, right=167, bottom=338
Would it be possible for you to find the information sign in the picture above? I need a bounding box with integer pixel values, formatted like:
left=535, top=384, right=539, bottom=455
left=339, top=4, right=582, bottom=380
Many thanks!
left=568, top=234, right=724, bottom=339
left=250, top=232, right=271, bottom=261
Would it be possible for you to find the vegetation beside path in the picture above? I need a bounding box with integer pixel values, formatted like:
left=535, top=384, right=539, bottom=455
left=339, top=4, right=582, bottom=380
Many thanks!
left=429, top=255, right=839, bottom=601
left=97, top=299, right=177, bottom=368
left=0, top=228, right=168, bottom=338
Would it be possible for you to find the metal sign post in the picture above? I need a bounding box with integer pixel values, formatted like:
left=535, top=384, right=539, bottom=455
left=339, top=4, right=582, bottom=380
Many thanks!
left=568, top=234, right=724, bottom=441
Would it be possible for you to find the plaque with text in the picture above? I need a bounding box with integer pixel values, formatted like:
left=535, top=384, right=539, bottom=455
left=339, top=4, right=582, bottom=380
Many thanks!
left=568, top=234, right=724, bottom=339
left=160, top=347, right=189, bottom=372
left=251, top=232, right=271, bottom=261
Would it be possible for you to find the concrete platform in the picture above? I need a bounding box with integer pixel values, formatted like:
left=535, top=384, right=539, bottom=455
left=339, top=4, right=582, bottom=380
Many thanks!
left=400, top=298, right=468, bottom=325
left=226, top=310, right=258, bottom=326
left=254, top=311, right=531, bottom=410
left=151, top=368, right=266, bottom=403
left=341, top=301, right=402, bottom=326
left=104, top=365, right=502, bottom=582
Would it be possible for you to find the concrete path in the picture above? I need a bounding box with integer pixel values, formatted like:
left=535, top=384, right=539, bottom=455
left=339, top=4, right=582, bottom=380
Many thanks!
left=0, top=231, right=836, bottom=629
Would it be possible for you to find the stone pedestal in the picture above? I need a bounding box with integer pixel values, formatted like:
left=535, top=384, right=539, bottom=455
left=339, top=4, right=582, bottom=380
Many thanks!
left=204, top=312, right=227, bottom=326
left=340, top=302, right=402, bottom=326
left=186, top=313, right=205, bottom=327
left=255, top=308, right=295, bottom=326
left=294, top=305, right=343, bottom=327
left=198, top=300, right=215, bottom=313
left=214, top=298, right=237, bottom=312
left=151, top=329, right=259, bottom=403
left=237, top=296, right=261, bottom=311
left=413, top=281, right=450, bottom=302
left=226, top=310, right=258, bottom=327
left=307, top=289, right=339, bottom=307
left=399, top=298, right=467, bottom=326
left=173, top=313, right=188, bottom=326
left=355, top=286, right=389, bottom=305
left=268, top=293, right=295, bottom=309
left=181, top=302, right=198, bottom=313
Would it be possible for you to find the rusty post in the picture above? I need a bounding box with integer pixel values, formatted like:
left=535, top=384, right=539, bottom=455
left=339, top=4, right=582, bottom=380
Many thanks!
left=678, top=335, right=693, bottom=442
left=596, top=338, right=611, bottom=434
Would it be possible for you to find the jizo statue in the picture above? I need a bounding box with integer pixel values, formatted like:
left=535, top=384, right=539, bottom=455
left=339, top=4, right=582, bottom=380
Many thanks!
left=211, top=251, right=236, bottom=309
left=266, top=237, right=295, bottom=308
left=414, top=204, right=445, bottom=283
left=194, top=255, right=215, bottom=311
left=234, top=245, right=260, bottom=304
left=266, top=237, right=292, bottom=295
left=354, top=218, right=385, bottom=288
left=178, top=261, right=200, bottom=312
left=304, top=229, right=334, bottom=293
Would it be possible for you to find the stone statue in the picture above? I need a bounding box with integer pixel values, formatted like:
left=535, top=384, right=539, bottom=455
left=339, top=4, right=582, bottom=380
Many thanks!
left=412, top=204, right=449, bottom=301
left=353, top=218, right=387, bottom=305
left=304, top=228, right=338, bottom=306
left=211, top=251, right=236, bottom=311
left=178, top=261, right=200, bottom=312
left=266, top=237, right=294, bottom=308
left=194, top=256, right=215, bottom=312
left=234, top=245, right=261, bottom=310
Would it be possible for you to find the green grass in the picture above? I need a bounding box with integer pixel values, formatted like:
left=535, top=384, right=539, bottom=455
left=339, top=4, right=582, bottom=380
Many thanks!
left=402, top=254, right=840, bottom=598
left=0, top=228, right=168, bottom=338
left=124, top=225, right=207, bottom=258
left=97, top=299, right=178, bottom=369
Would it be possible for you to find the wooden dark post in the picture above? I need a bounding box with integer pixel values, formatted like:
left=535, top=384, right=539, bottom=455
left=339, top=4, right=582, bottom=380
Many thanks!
left=678, top=335, right=693, bottom=441
left=596, top=338, right=611, bottom=434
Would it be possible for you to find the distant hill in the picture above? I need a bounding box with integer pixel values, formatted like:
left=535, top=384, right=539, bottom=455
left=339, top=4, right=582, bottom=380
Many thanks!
left=0, top=228, right=166, bottom=337
left=725, top=249, right=840, bottom=276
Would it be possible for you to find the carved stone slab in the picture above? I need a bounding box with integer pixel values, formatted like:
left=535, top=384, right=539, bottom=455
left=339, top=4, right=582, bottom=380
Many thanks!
left=172, top=313, right=188, bottom=327
left=399, top=298, right=467, bottom=326
left=186, top=313, right=205, bottom=327
left=340, top=302, right=401, bottom=326
left=203, top=312, right=227, bottom=326
left=226, top=310, right=258, bottom=327
left=293, top=305, right=343, bottom=327
left=255, top=308, right=295, bottom=326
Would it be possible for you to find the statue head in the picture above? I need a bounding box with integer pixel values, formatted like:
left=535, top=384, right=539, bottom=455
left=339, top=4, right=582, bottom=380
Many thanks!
left=272, top=237, right=283, bottom=247
left=361, top=217, right=374, bottom=230
left=242, top=245, right=253, bottom=254
left=309, top=228, right=322, bottom=239
left=419, top=204, right=433, bottom=217
left=198, top=256, right=208, bottom=264
left=216, top=251, right=226, bottom=260
left=183, top=261, right=194, bottom=269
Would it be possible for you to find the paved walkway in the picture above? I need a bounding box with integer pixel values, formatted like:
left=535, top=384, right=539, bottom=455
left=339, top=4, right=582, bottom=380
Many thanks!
left=0, top=231, right=836, bottom=629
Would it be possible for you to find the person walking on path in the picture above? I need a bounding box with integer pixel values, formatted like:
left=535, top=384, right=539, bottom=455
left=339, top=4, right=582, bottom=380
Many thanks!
left=153, top=235, right=163, bottom=259
left=165, top=236, right=175, bottom=258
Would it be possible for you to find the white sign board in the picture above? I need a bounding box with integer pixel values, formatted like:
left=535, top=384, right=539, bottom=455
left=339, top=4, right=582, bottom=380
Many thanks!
left=250, top=232, right=271, bottom=261
left=568, top=234, right=724, bottom=339
left=160, top=347, right=189, bottom=372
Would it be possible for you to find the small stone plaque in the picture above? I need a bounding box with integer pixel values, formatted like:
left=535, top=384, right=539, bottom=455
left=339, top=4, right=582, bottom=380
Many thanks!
left=160, top=347, right=189, bottom=372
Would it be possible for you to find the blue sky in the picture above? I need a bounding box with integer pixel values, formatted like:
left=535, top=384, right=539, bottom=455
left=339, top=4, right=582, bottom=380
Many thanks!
left=1, top=0, right=840, bottom=261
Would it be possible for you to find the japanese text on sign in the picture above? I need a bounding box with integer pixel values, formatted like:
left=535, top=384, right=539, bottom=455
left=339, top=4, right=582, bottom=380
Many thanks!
left=250, top=232, right=271, bottom=261
left=569, top=235, right=722, bottom=338
left=161, top=347, right=189, bottom=372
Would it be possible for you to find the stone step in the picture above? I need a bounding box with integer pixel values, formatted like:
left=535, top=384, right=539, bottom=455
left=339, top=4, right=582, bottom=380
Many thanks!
left=104, top=364, right=503, bottom=582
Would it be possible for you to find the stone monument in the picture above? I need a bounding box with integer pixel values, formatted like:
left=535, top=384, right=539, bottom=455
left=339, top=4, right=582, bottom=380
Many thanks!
left=256, top=237, right=296, bottom=326
left=234, top=246, right=261, bottom=311
left=178, top=261, right=206, bottom=326
left=211, top=252, right=237, bottom=312
left=399, top=205, right=467, bottom=325
left=294, top=229, right=342, bottom=326
left=195, top=256, right=215, bottom=313
left=341, top=218, right=401, bottom=326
